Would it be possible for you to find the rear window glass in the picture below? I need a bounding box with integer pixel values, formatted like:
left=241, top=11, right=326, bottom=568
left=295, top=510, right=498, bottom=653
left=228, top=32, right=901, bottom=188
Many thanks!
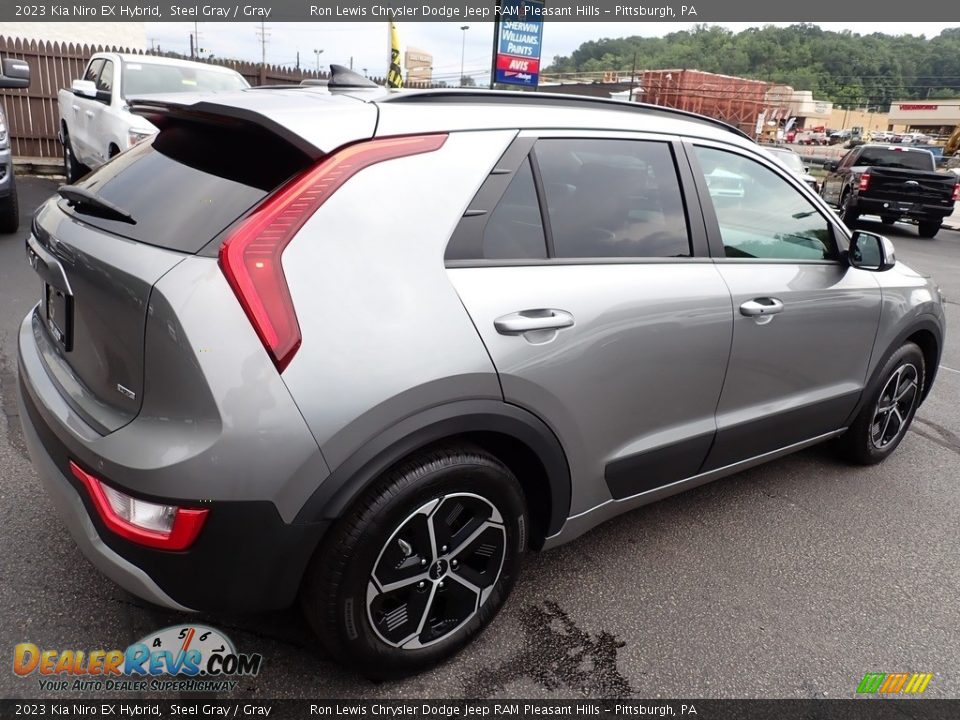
left=62, top=122, right=311, bottom=253
left=857, top=148, right=934, bottom=171
left=122, top=62, right=248, bottom=95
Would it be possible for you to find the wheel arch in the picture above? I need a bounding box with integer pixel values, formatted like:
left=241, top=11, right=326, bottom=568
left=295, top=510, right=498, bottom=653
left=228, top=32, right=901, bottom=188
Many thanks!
left=294, top=400, right=571, bottom=550
left=844, top=315, right=943, bottom=426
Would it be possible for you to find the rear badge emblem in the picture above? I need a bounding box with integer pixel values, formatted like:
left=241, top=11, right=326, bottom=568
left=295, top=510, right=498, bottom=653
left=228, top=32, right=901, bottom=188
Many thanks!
left=116, top=384, right=136, bottom=400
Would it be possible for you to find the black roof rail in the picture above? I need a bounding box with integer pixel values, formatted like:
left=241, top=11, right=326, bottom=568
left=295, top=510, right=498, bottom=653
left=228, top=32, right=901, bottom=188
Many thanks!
left=378, top=89, right=751, bottom=141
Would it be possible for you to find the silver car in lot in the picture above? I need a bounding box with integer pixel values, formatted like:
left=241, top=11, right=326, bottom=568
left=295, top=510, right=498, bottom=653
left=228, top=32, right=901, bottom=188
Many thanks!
left=18, top=78, right=946, bottom=679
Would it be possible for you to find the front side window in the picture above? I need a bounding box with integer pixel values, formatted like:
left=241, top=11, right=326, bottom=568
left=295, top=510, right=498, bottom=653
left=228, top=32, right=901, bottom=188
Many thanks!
left=534, top=138, right=691, bottom=259
left=694, top=146, right=836, bottom=261
left=83, top=59, right=104, bottom=85
left=96, top=60, right=114, bottom=95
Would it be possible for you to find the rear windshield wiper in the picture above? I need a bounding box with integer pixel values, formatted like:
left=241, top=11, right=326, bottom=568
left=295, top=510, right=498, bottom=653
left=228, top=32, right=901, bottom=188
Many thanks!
left=57, top=185, right=136, bottom=225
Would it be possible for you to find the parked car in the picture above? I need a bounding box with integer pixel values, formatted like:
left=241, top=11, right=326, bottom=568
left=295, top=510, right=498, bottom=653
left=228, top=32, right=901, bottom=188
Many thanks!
left=899, top=132, right=931, bottom=145
left=0, top=56, right=31, bottom=232
left=763, top=146, right=820, bottom=192
left=19, top=83, right=945, bottom=679
left=821, top=144, right=959, bottom=237
left=58, top=53, right=249, bottom=182
left=872, top=131, right=896, bottom=143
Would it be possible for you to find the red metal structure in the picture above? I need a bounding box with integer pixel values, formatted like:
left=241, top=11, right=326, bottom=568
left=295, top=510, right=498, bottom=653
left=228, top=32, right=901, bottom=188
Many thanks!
left=640, top=69, right=770, bottom=135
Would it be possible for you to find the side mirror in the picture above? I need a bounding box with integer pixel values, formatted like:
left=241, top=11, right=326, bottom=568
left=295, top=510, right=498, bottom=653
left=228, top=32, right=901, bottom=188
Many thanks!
left=71, top=79, right=97, bottom=98
left=823, top=161, right=837, bottom=171
left=848, top=230, right=896, bottom=271
left=0, top=58, right=30, bottom=89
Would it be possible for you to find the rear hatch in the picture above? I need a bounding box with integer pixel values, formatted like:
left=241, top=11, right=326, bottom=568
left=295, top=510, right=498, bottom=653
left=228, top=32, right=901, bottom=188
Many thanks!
left=27, top=90, right=376, bottom=434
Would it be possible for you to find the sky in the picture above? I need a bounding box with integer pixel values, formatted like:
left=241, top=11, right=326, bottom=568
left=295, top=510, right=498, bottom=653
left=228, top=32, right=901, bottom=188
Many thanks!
left=144, top=22, right=959, bottom=84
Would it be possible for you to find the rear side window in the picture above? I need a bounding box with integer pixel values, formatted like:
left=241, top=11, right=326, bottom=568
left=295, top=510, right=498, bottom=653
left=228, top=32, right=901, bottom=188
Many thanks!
left=61, top=121, right=312, bottom=253
left=535, top=138, right=691, bottom=259
left=482, top=158, right=547, bottom=260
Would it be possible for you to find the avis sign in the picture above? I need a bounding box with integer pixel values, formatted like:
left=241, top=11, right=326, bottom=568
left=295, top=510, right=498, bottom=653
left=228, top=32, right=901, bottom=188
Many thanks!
left=494, top=0, right=544, bottom=87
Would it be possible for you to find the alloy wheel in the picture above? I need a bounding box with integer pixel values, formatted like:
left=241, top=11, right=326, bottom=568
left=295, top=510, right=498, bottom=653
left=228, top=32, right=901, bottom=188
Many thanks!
left=366, top=493, right=506, bottom=649
left=871, top=363, right=919, bottom=449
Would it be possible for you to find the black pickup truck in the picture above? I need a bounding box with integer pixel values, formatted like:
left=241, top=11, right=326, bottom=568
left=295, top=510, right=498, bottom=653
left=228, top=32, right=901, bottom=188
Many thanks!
left=821, top=144, right=959, bottom=238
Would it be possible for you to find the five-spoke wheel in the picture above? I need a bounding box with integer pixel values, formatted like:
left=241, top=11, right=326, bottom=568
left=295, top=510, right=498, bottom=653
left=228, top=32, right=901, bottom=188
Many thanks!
left=367, top=493, right=506, bottom=649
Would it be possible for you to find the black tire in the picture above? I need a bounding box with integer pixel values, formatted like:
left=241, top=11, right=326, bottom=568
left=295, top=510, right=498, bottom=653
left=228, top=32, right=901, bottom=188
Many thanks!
left=0, top=178, right=18, bottom=234
left=881, top=216, right=898, bottom=226
left=300, top=444, right=528, bottom=680
left=836, top=342, right=925, bottom=465
left=917, top=221, right=940, bottom=239
left=62, top=129, right=88, bottom=184
left=839, top=190, right=859, bottom=226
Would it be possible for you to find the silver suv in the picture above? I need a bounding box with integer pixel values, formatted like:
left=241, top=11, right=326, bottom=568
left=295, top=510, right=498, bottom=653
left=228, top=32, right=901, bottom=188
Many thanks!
left=18, top=77, right=945, bottom=679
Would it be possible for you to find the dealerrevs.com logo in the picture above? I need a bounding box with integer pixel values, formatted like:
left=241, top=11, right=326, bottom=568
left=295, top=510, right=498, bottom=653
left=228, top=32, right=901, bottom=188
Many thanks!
left=14, top=625, right=263, bottom=693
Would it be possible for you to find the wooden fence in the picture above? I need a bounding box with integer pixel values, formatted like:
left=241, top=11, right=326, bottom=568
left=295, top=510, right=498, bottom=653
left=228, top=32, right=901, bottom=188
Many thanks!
left=0, top=36, right=435, bottom=159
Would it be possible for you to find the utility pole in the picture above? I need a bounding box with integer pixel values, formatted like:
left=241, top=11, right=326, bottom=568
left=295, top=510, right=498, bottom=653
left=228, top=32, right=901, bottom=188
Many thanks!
left=256, top=21, right=270, bottom=66
left=314, top=49, right=324, bottom=72
left=189, top=33, right=194, bottom=59
left=629, top=52, right=637, bottom=102
left=459, top=25, right=470, bottom=87
left=194, top=22, right=199, bottom=58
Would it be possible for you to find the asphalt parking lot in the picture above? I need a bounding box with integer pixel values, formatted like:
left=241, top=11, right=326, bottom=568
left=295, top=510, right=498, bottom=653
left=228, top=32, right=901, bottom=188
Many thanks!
left=1, top=176, right=958, bottom=700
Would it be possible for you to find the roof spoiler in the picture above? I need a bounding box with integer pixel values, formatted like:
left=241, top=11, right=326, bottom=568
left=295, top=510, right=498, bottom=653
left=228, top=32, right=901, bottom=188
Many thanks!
left=127, top=98, right=325, bottom=160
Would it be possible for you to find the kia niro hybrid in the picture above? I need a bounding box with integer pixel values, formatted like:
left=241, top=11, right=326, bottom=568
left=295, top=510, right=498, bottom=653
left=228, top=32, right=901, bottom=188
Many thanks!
left=18, top=68, right=945, bottom=678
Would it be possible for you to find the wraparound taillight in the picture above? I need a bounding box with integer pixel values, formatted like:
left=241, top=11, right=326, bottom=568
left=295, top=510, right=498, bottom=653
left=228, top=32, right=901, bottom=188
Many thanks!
left=952, top=183, right=959, bottom=202
left=219, top=134, right=448, bottom=372
left=858, top=173, right=871, bottom=192
left=69, top=461, right=209, bottom=551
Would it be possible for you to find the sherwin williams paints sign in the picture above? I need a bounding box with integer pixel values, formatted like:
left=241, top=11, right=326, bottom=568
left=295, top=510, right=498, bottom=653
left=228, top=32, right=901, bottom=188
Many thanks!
left=493, top=0, right=545, bottom=87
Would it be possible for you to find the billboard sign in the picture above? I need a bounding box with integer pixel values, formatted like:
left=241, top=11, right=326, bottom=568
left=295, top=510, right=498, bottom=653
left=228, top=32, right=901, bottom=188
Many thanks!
left=493, top=0, right=544, bottom=87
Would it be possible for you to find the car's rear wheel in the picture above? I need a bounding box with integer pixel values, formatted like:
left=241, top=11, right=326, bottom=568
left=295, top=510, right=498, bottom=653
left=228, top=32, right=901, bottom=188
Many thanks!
left=300, top=444, right=527, bottom=679
left=837, top=342, right=924, bottom=465
left=839, top=191, right=859, bottom=226
left=918, top=220, right=940, bottom=238
left=0, top=179, right=18, bottom=234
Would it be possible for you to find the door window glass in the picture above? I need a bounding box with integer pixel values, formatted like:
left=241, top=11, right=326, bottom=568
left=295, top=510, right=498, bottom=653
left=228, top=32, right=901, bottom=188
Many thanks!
left=534, top=139, right=691, bottom=258
left=694, top=146, right=837, bottom=260
left=96, top=60, right=114, bottom=95
left=82, top=59, right=104, bottom=85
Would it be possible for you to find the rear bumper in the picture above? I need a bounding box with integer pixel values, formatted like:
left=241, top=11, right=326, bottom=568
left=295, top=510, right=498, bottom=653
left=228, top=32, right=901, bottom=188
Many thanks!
left=852, top=195, right=954, bottom=220
left=18, top=309, right=330, bottom=612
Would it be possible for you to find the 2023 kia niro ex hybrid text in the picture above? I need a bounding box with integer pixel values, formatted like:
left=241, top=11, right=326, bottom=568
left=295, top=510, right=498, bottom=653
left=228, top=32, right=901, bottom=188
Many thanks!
left=18, top=80, right=946, bottom=679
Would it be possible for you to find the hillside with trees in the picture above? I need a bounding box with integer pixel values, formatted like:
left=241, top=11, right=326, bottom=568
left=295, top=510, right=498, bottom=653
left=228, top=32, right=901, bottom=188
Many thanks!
left=546, top=24, right=960, bottom=109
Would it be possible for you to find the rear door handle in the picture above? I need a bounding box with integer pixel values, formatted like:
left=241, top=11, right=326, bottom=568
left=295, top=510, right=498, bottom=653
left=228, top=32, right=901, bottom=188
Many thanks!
left=495, top=309, right=574, bottom=335
left=85, top=110, right=95, bottom=118
left=740, top=298, right=784, bottom=317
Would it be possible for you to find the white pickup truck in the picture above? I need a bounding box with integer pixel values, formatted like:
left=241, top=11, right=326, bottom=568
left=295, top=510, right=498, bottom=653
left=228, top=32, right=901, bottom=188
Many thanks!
left=58, top=53, right=249, bottom=182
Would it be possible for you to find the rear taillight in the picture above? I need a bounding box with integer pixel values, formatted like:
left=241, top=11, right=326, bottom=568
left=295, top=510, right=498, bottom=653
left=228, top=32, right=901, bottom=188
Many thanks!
left=69, top=461, right=208, bottom=551
left=858, top=173, right=871, bottom=192
left=952, top=183, right=959, bottom=202
left=219, top=134, right=448, bottom=372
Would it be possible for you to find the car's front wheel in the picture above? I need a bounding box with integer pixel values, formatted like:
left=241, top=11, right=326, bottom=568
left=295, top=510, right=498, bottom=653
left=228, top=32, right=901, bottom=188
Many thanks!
left=837, top=342, right=924, bottom=465
left=300, top=444, right=527, bottom=679
left=62, top=129, right=88, bottom=184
